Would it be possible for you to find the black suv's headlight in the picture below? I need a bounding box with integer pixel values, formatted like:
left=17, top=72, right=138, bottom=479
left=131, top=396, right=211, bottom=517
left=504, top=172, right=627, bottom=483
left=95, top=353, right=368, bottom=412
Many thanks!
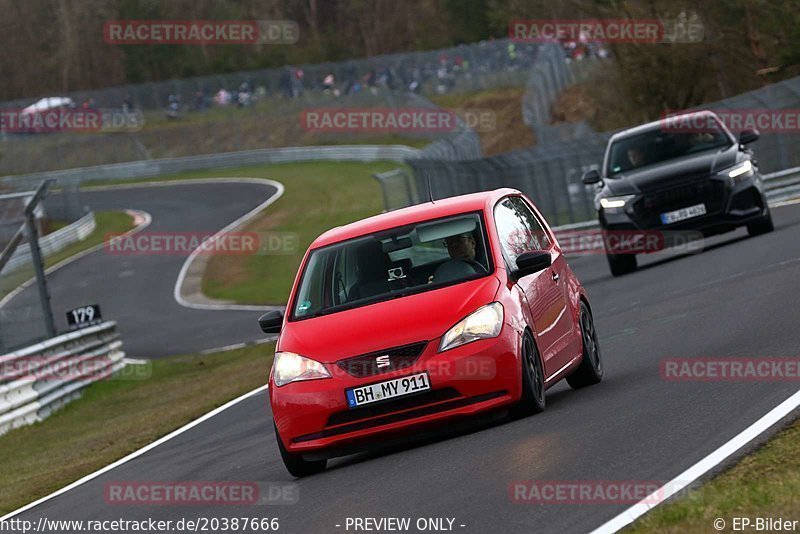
left=721, top=160, right=754, bottom=184
left=596, top=194, right=636, bottom=214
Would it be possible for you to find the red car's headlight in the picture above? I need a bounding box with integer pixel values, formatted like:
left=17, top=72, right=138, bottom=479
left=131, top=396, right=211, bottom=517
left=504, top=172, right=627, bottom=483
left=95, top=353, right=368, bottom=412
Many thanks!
left=272, top=352, right=331, bottom=387
left=439, top=302, right=504, bottom=352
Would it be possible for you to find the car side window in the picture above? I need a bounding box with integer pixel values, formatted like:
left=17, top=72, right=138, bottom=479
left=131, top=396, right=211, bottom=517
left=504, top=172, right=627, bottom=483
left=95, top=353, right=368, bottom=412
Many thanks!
left=510, top=196, right=552, bottom=251
left=494, top=197, right=551, bottom=270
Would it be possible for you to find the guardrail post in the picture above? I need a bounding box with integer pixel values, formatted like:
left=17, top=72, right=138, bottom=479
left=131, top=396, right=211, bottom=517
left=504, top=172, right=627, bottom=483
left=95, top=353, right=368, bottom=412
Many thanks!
left=24, top=180, right=57, bottom=339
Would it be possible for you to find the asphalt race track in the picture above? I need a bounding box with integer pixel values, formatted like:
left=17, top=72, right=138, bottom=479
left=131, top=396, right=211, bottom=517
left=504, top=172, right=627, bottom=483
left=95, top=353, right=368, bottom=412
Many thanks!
left=3, top=181, right=279, bottom=358
left=10, top=192, right=800, bottom=533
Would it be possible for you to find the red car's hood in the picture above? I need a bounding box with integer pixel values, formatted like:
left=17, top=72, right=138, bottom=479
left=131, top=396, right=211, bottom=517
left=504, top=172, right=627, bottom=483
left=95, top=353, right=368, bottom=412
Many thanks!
left=278, top=275, right=502, bottom=363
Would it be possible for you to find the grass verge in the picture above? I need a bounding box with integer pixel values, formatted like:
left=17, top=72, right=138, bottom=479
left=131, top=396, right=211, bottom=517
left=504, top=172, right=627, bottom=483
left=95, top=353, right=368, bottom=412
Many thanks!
left=0, top=343, right=274, bottom=515
left=201, top=161, right=393, bottom=304
left=628, top=416, right=800, bottom=532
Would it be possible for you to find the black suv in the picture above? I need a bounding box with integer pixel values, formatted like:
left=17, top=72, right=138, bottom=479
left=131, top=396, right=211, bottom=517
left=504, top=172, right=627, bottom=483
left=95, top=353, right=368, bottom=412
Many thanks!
left=583, top=110, right=773, bottom=276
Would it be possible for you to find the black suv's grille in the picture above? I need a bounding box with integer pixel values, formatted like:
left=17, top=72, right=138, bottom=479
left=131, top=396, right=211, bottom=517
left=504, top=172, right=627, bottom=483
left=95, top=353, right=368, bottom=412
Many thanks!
left=633, top=179, right=727, bottom=226
left=336, top=341, right=428, bottom=378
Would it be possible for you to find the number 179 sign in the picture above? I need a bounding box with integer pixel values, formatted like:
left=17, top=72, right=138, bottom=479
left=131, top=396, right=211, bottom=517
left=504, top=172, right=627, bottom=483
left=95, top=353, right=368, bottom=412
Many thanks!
left=66, top=304, right=102, bottom=330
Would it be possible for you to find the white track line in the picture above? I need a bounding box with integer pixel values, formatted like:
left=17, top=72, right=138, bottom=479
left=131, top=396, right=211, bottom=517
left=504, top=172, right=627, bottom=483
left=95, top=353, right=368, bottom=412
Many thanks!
left=0, top=384, right=269, bottom=521
left=198, top=335, right=276, bottom=355
left=88, top=177, right=286, bottom=310
left=0, top=210, right=152, bottom=310
left=168, top=178, right=286, bottom=311
left=590, top=388, right=800, bottom=533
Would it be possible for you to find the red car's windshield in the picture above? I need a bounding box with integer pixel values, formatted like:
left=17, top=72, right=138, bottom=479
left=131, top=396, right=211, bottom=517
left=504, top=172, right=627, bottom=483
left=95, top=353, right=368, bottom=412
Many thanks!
left=292, top=213, right=492, bottom=320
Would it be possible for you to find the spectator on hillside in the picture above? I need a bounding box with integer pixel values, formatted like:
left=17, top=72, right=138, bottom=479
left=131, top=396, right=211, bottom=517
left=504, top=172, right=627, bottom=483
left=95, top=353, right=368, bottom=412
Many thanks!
left=293, top=68, right=305, bottom=97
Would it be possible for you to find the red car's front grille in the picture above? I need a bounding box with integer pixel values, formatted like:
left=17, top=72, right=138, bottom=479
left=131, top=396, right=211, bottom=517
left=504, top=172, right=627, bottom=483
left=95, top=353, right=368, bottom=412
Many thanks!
left=335, top=341, right=428, bottom=378
left=292, top=390, right=507, bottom=443
left=327, top=387, right=461, bottom=427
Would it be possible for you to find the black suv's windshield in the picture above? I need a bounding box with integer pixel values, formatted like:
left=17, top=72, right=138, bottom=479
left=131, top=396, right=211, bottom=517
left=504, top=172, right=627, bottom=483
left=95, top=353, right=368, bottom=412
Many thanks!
left=607, top=121, right=732, bottom=176
left=292, top=213, right=491, bottom=320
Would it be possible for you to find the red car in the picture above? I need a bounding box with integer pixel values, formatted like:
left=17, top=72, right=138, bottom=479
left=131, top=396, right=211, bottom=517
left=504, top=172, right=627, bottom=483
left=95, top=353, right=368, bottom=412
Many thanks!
left=259, top=188, right=603, bottom=476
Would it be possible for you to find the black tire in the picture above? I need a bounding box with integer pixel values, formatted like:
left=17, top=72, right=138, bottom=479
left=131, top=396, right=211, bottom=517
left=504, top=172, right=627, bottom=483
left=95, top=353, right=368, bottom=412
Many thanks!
left=606, top=253, right=637, bottom=276
left=567, top=302, right=603, bottom=389
left=274, top=424, right=326, bottom=477
left=511, top=330, right=546, bottom=417
left=747, top=209, right=774, bottom=236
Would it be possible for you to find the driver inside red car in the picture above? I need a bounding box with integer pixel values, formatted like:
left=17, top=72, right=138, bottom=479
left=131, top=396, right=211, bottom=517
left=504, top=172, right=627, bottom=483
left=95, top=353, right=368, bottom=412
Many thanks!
left=430, top=232, right=487, bottom=283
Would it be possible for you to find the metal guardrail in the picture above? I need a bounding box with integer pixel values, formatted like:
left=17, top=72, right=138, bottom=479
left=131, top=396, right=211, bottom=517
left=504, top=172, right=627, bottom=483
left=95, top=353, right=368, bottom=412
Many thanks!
left=3, top=211, right=96, bottom=273
left=0, top=145, right=422, bottom=191
left=0, top=321, right=124, bottom=435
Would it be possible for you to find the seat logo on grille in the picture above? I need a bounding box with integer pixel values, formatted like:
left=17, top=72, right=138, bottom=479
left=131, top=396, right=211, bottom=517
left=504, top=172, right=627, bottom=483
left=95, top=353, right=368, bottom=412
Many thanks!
left=376, top=355, right=391, bottom=368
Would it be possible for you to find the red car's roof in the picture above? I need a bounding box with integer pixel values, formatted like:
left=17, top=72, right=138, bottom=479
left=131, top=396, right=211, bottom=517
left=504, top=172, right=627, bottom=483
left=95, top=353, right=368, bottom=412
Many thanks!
left=312, top=188, right=520, bottom=248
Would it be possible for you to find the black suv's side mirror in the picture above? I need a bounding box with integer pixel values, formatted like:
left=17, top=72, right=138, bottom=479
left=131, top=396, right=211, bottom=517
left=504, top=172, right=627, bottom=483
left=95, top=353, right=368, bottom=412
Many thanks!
left=513, top=251, right=552, bottom=280
left=582, top=169, right=601, bottom=185
left=258, top=310, right=284, bottom=334
left=739, top=128, right=759, bottom=145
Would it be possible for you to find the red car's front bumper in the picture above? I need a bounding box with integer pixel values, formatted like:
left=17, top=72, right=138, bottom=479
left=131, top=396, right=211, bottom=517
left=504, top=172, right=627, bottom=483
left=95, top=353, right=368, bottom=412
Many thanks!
left=270, top=324, right=522, bottom=457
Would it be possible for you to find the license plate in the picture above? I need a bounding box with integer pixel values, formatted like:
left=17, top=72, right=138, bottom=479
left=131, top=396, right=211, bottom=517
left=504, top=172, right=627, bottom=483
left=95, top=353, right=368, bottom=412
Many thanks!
left=345, top=372, right=431, bottom=408
left=660, top=203, right=707, bottom=224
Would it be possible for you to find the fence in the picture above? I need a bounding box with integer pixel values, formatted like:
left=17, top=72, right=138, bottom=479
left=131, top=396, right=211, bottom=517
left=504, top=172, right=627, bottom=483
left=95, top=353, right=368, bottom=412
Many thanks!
left=0, top=321, right=125, bottom=435
left=0, top=39, right=539, bottom=112
left=0, top=90, right=476, bottom=176
left=522, top=44, right=605, bottom=144
left=0, top=37, right=529, bottom=176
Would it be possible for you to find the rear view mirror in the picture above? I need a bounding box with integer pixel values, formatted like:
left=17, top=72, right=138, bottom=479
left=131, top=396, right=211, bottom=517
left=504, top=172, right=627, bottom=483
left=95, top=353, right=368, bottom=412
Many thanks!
left=258, top=310, right=284, bottom=334
left=582, top=169, right=601, bottom=185
left=513, top=251, right=552, bottom=280
left=382, top=236, right=413, bottom=253
left=417, top=216, right=477, bottom=243
left=738, top=128, right=759, bottom=145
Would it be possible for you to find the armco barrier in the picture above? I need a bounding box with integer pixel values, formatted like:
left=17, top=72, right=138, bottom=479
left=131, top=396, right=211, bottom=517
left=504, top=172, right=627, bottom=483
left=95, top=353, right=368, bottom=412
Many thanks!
left=3, top=211, right=96, bottom=273
left=0, top=145, right=422, bottom=191
left=0, top=321, right=124, bottom=435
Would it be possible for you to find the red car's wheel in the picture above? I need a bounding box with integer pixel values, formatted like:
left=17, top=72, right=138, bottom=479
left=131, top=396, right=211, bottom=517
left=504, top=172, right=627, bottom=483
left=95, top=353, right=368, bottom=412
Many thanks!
left=512, top=330, right=545, bottom=417
left=274, top=424, right=326, bottom=477
left=567, top=302, right=603, bottom=389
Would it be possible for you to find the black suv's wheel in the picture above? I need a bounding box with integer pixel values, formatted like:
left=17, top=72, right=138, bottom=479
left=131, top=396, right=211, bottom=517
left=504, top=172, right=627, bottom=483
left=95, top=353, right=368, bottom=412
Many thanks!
left=747, top=209, right=774, bottom=236
left=567, top=302, right=603, bottom=389
left=274, top=424, right=326, bottom=477
left=606, top=252, right=637, bottom=276
left=511, top=330, right=546, bottom=417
